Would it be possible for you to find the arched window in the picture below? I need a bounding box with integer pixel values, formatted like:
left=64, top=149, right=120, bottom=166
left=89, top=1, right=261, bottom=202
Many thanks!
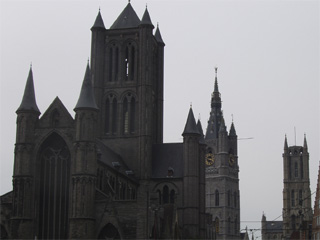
left=123, top=98, right=129, bottom=134
left=215, top=190, right=219, bottom=206
left=163, top=185, right=169, bottom=204
left=112, top=98, right=117, bottom=134
left=122, top=94, right=135, bottom=134
left=108, top=45, right=120, bottom=82
left=227, top=190, right=231, bottom=206
left=105, top=95, right=118, bottom=135
left=234, top=191, right=237, bottom=208
left=38, top=133, right=70, bottom=239
left=170, top=190, right=175, bottom=204
left=124, top=42, right=136, bottom=81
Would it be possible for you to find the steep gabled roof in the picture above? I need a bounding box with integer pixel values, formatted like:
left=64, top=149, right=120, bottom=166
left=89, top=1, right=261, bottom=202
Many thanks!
left=110, top=3, right=140, bottom=29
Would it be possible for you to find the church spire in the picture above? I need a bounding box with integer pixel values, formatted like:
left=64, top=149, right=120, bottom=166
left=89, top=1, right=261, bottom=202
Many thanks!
left=303, top=133, right=308, bottom=150
left=214, top=66, right=219, bottom=93
left=16, top=66, right=40, bottom=113
left=284, top=134, right=288, bottom=150
left=74, top=62, right=98, bottom=111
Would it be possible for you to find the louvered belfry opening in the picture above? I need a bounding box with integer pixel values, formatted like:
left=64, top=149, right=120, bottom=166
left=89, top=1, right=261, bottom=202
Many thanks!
left=38, top=133, right=70, bottom=239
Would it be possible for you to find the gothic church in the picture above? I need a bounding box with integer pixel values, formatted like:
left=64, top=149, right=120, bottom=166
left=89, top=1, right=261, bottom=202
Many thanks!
left=0, top=2, right=240, bottom=239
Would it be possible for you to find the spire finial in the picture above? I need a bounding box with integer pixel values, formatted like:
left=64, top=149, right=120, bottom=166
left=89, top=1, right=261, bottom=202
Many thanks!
left=30, top=62, right=32, bottom=69
left=231, top=114, right=234, bottom=122
left=198, top=113, right=201, bottom=120
left=146, top=3, right=147, bottom=8
left=215, top=66, right=218, bottom=77
left=87, top=58, right=90, bottom=65
left=157, top=22, right=159, bottom=28
left=99, top=6, right=100, bottom=12
left=128, top=0, right=130, bottom=3
left=190, top=102, right=192, bottom=109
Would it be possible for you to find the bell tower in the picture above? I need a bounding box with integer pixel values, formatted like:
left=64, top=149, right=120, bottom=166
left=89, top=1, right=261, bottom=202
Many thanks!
left=205, top=68, right=240, bottom=240
left=90, top=3, right=165, bottom=179
left=282, top=135, right=312, bottom=239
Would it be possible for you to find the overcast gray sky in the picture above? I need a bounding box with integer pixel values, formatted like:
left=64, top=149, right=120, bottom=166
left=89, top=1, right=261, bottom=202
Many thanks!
left=0, top=0, right=319, bottom=238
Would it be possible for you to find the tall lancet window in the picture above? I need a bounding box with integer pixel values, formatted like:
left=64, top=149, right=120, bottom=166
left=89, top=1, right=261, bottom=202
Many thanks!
left=108, top=44, right=119, bottom=82
left=124, top=42, right=136, bottom=81
left=122, top=94, right=136, bottom=134
left=105, top=94, right=118, bottom=135
left=38, top=133, right=70, bottom=239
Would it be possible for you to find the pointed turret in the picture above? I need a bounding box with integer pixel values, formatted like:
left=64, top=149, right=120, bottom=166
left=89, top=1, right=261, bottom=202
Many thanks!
left=182, top=107, right=200, bottom=135
left=110, top=2, right=140, bottom=29
left=219, top=114, right=227, bottom=133
left=284, top=134, right=288, bottom=151
left=74, top=63, right=98, bottom=110
left=229, top=121, right=237, bottom=136
left=155, top=24, right=165, bottom=44
left=17, top=66, right=40, bottom=114
left=214, top=67, right=219, bottom=93
left=197, top=119, right=205, bottom=144
left=140, top=6, right=153, bottom=27
left=91, top=9, right=105, bottom=29
left=303, top=134, right=308, bottom=150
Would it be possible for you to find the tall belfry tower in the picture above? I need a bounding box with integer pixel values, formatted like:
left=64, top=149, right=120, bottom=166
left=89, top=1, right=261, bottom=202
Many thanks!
left=90, top=3, right=165, bottom=180
left=282, top=135, right=313, bottom=239
left=205, top=68, right=240, bottom=240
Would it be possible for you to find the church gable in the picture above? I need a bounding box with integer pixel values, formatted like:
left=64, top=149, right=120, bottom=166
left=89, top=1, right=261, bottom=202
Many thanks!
left=39, top=97, right=74, bottom=129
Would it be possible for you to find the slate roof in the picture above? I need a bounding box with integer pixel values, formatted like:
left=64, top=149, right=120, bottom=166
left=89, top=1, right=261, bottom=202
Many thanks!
left=152, top=143, right=183, bottom=178
left=17, top=67, right=40, bottom=113
left=96, top=140, right=136, bottom=181
left=155, top=26, right=164, bottom=44
left=265, top=221, right=283, bottom=233
left=74, top=63, right=98, bottom=110
left=92, top=10, right=105, bottom=29
left=110, top=3, right=141, bottom=29
left=182, top=107, right=200, bottom=135
left=140, top=8, right=153, bottom=26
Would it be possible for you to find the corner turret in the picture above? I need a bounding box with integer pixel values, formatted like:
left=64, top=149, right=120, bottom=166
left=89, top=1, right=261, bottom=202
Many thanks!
left=140, top=6, right=153, bottom=27
left=16, top=66, right=40, bottom=114
left=91, top=9, right=105, bottom=29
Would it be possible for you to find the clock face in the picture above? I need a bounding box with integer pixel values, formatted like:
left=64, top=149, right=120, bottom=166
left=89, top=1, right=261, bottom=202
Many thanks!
left=205, top=153, right=214, bottom=166
left=229, top=154, right=235, bottom=166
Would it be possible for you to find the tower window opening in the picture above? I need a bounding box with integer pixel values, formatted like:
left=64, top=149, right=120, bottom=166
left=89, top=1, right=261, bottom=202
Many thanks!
left=215, top=190, right=219, bottom=206
left=170, top=190, right=175, bottom=204
left=123, top=98, right=129, bottom=134
left=294, top=162, right=298, bottom=178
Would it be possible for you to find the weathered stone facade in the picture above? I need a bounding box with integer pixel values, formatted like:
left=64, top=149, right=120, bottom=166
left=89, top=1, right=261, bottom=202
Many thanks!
left=0, top=3, right=207, bottom=239
left=204, top=68, right=240, bottom=239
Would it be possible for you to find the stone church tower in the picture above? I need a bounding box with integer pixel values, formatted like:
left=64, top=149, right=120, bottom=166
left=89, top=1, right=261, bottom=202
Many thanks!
left=282, top=135, right=313, bottom=239
left=205, top=68, right=240, bottom=239
left=0, top=3, right=207, bottom=239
